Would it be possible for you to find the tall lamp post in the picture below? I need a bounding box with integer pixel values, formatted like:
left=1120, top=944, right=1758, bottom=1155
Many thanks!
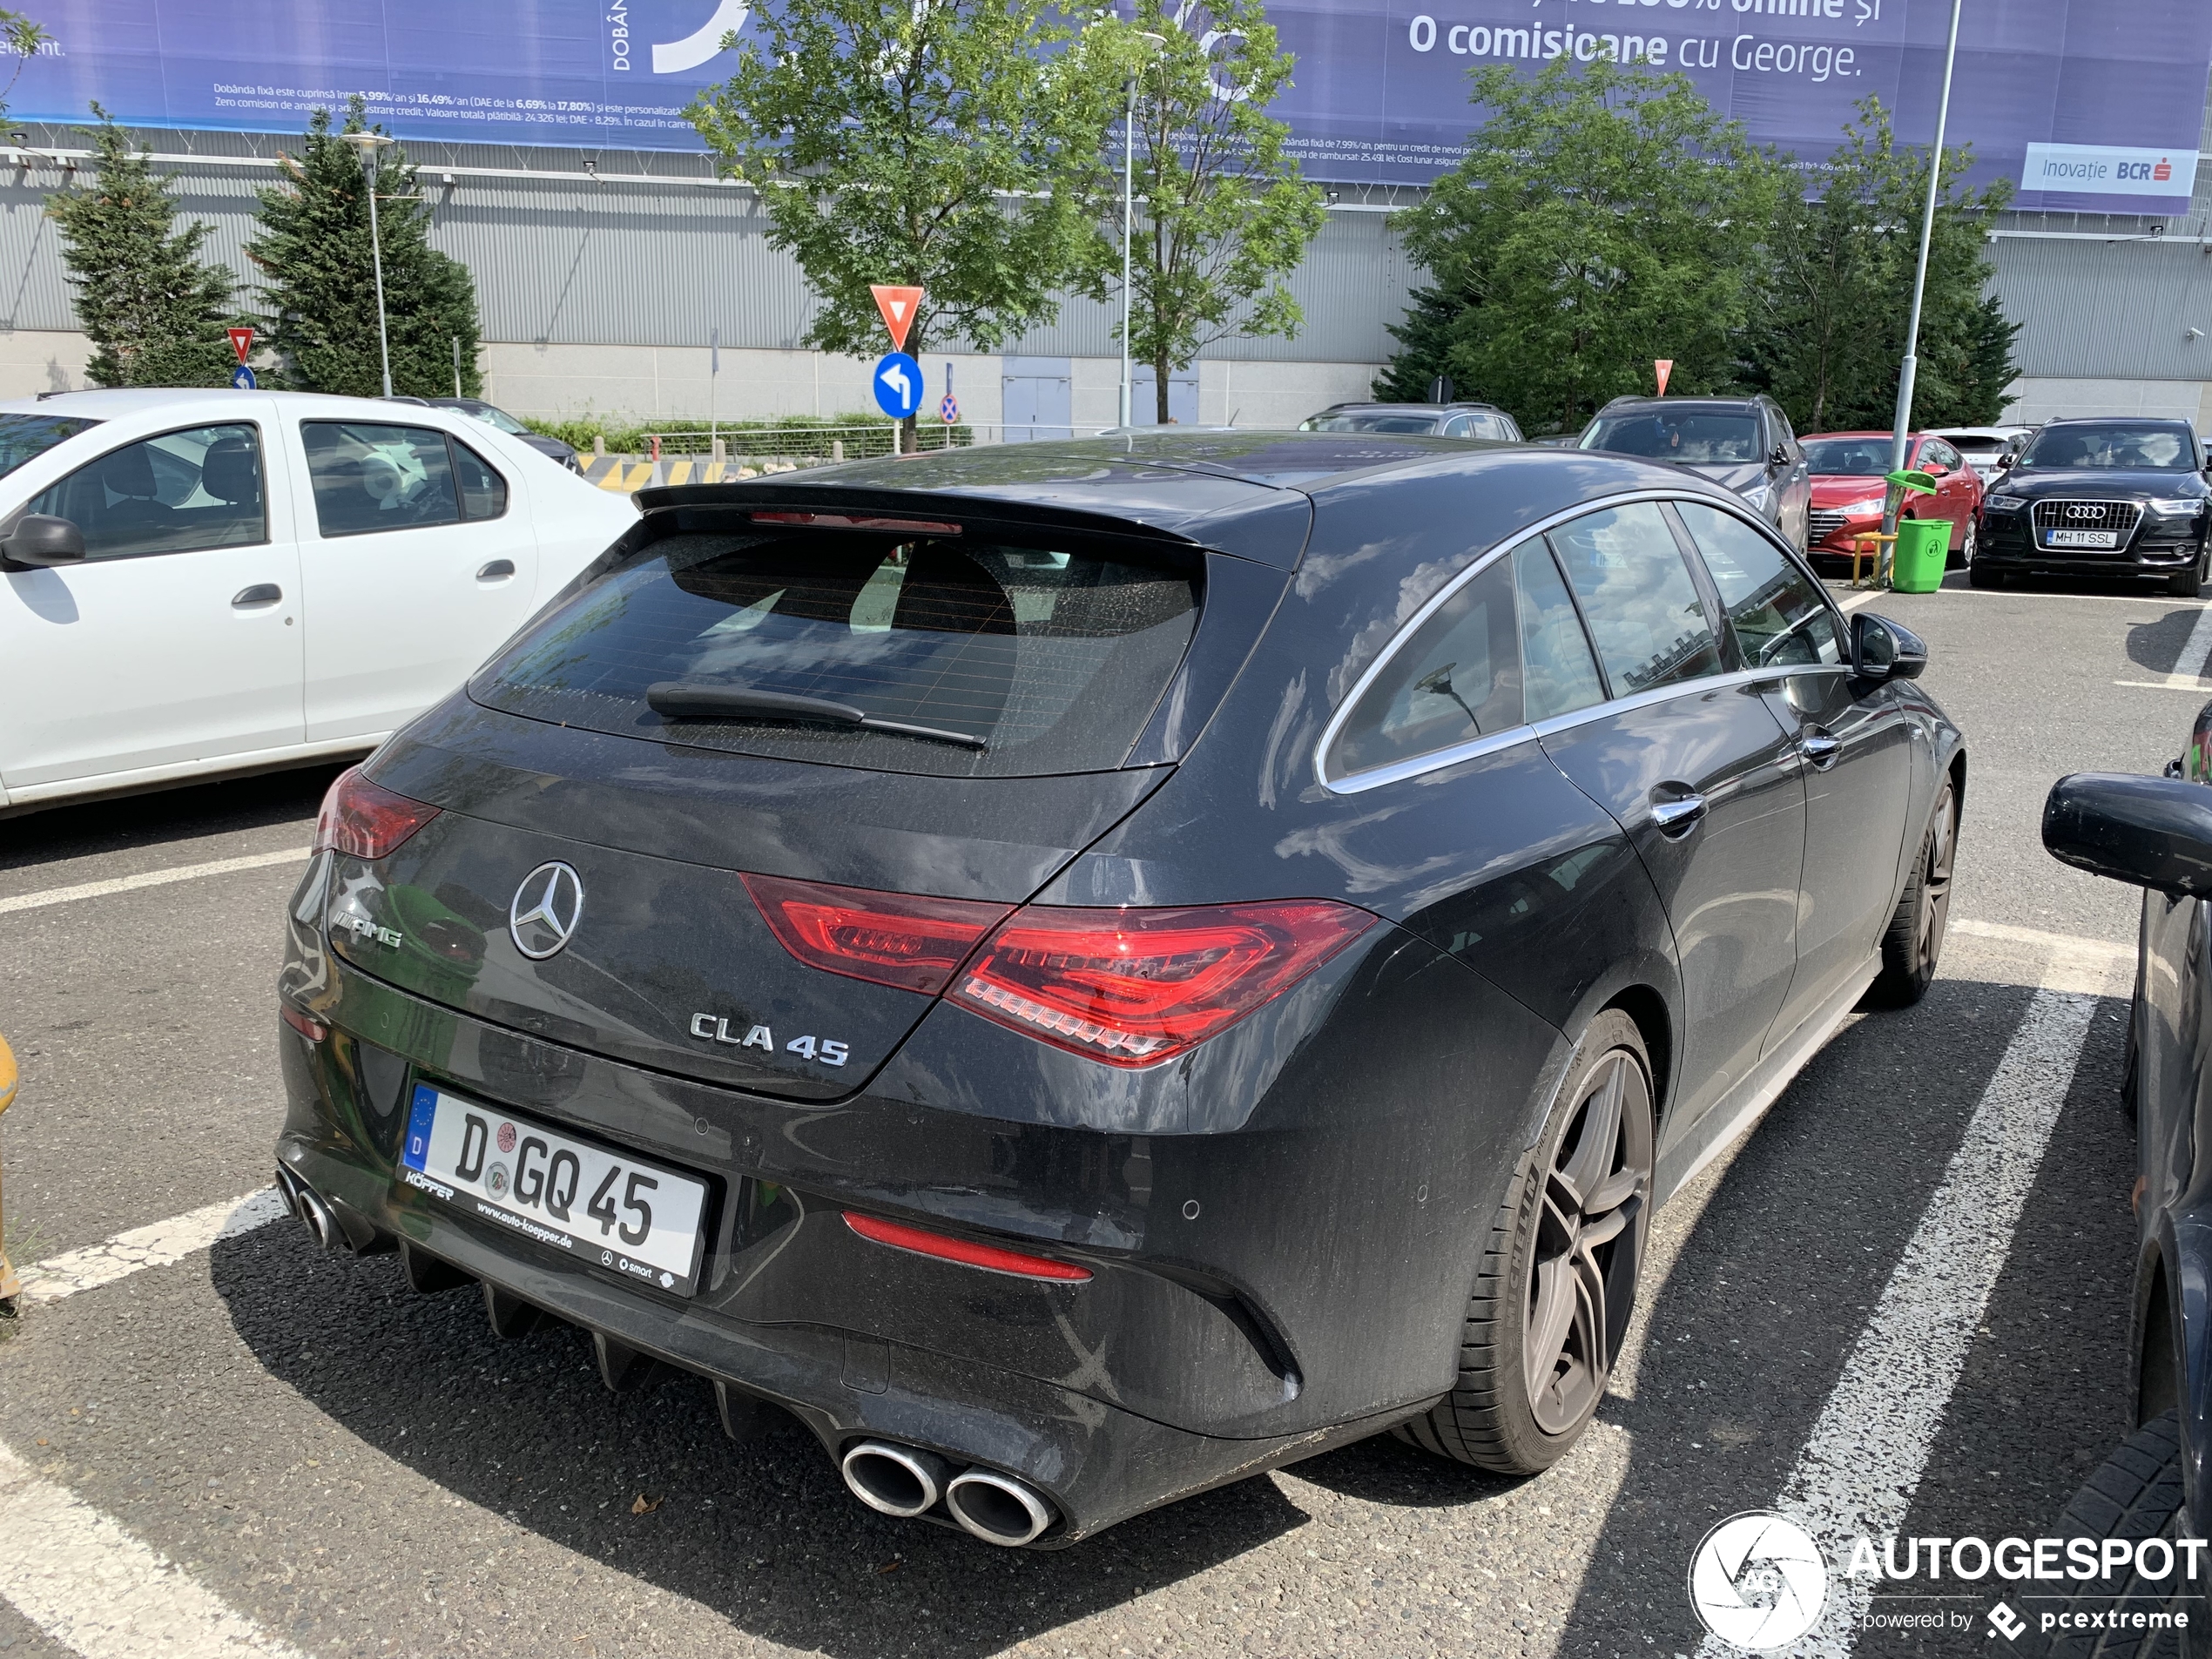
left=1117, top=31, right=1167, bottom=431
left=1882, top=0, right=1966, bottom=553
left=341, top=129, right=397, bottom=400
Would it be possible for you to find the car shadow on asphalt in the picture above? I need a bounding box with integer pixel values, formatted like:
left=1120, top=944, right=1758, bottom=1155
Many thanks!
left=0, top=763, right=346, bottom=870
left=2123, top=609, right=2212, bottom=678
left=209, top=1223, right=1309, bottom=1657
left=1530, top=973, right=2134, bottom=1657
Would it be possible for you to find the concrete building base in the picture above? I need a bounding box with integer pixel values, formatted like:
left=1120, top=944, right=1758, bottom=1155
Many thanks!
left=2002, top=377, right=2212, bottom=428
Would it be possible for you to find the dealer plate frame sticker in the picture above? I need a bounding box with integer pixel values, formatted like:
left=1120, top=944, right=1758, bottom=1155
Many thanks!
left=400, top=1083, right=709, bottom=1297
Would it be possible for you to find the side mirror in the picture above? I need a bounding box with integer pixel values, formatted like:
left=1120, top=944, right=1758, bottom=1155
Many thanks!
left=1852, top=611, right=1927, bottom=683
left=2045, top=772, right=2212, bottom=898
left=1995, top=452, right=2014, bottom=469
left=1769, top=445, right=1791, bottom=467
left=1924, top=460, right=1950, bottom=476
left=0, top=513, right=85, bottom=570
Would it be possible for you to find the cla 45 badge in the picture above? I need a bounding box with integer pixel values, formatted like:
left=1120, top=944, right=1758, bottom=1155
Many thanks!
left=689, top=1013, right=849, bottom=1067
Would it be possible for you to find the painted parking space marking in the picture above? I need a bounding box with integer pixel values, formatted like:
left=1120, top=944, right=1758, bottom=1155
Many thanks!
left=0, top=848, right=309, bottom=916
left=1694, top=938, right=2118, bottom=1656
left=1948, top=917, right=2132, bottom=964
left=15, top=1189, right=287, bottom=1305
left=0, top=1438, right=307, bottom=1659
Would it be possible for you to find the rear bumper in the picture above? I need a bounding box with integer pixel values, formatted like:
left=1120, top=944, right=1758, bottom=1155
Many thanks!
left=271, top=936, right=1547, bottom=1541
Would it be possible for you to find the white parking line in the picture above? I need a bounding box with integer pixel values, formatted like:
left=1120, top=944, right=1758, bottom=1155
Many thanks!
left=15, top=1189, right=287, bottom=1305
left=1949, top=917, right=2132, bottom=965
left=0, top=1438, right=306, bottom=1659
left=0, top=847, right=311, bottom=916
left=1695, top=939, right=2118, bottom=1657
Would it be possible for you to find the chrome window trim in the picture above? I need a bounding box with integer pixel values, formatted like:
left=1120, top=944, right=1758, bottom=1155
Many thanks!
left=1317, top=486, right=1735, bottom=796
left=1529, top=664, right=1797, bottom=739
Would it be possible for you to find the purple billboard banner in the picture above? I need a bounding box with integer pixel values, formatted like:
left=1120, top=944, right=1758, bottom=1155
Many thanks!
left=8, top=0, right=2209, bottom=210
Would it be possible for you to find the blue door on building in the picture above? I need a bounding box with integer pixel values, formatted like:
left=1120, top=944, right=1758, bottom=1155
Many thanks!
left=1001, top=357, right=1072, bottom=442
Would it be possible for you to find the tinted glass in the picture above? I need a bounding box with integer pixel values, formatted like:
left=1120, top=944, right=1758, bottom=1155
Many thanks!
left=476, top=529, right=1198, bottom=779
left=451, top=438, right=508, bottom=520
left=0, top=413, right=98, bottom=479
left=1802, top=438, right=1893, bottom=475
left=1944, top=435, right=2004, bottom=455
left=1514, top=541, right=1606, bottom=720
left=2019, top=424, right=2195, bottom=471
left=1301, top=411, right=1445, bottom=435
left=441, top=401, right=529, bottom=435
left=1325, top=558, right=1521, bottom=779
left=30, top=423, right=265, bottom=561
left=1676, top=502, right=1841, bottom=668
left=1581, top=411, right=1760, bottom=463
left=303, top=421, right=460, bottom=536
left=1921, top=440, right=1959, bottom=472
left=1548, top=502, right=1724, bottom=694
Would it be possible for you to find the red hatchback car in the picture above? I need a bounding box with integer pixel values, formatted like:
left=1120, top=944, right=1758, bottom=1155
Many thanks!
left=1802, top=431, right=1986, bottom=572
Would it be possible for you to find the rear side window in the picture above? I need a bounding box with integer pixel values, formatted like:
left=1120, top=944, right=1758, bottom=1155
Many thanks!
left=30, top=423, right=265, bottom=561
left=1676, top=502, right=1841, bottom=668
left=1325, top=558, right=1521, bottom=779
left=475, top=528, right=1199, bottom=779
left=1548, top=503, right=1724, bottom=696
left=302, top=421, right=507, bottom=536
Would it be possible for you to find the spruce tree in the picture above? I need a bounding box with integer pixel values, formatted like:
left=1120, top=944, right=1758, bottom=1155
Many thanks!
left=1372, top=285, right=1467, bottom=403
left=48, top=105, right=240, bottom=388
left=246, top=98, right=482, bottom=398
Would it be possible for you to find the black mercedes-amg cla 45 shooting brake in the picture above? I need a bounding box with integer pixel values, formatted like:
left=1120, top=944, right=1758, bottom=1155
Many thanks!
left=273, top=432, right=1965, bottom=1547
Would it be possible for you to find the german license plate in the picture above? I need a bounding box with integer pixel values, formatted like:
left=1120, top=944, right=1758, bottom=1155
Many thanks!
left=2044, top=529, right=2119, bottom=549
left=399, top=1084, right=709, bottom=1297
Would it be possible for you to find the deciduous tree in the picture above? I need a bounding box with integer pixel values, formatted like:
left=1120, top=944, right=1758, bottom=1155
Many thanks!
left=1393, top=57, right=1789, bottom=435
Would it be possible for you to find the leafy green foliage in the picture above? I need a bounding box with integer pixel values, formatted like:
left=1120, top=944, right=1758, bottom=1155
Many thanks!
left=688, top=0, right=1120, bottom=366
left=1097, top=0, right=1325, bottom=423
left=1747, top=98, right=2015, bottom=432
left=48, top=106, right=240, bottom=388
left=1394, top=58, right=1790, bottom=437
left=1371, top=283, right=1465, bottom=402
left=246, top=98, right=482, bottom=397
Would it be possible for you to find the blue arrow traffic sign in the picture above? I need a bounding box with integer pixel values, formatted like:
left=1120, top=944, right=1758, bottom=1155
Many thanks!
left=873, top=352, right=921, bottom=421
left=230, top=364, right=257, bottom=390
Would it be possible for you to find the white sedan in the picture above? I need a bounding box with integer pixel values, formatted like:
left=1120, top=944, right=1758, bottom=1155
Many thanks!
left=0, top=388, right=637, bottom=813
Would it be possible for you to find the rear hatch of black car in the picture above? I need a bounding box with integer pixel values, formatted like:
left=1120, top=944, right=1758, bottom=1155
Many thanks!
left=332, top=494, right=1270, bottom=1098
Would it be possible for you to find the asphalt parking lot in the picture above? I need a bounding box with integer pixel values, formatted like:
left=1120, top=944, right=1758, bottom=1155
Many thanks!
left=0, top=570, right=2198, bottom=1659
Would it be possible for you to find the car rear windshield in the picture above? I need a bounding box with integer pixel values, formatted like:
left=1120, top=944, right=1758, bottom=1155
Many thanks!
left=473, top=524, right=1200, bottom=778
left=2018, top=424, right=2196, bottom=471
left=1582, top=411, right=1760, bottom=463
left=0, top=412, right=99, bottom=479
left=1300, top=411, right=1443, bottom=435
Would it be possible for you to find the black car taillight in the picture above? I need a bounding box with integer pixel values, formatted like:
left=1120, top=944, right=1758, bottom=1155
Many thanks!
left=313, top=767, right=441, bottom=860
left=740, top=873, right=1011, bottom=995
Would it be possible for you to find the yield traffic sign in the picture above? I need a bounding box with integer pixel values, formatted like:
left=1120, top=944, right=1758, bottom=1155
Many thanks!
left=227, top=327, right=255, bottom=365
left=870, top=285, right=923, bottom=352
left=873, top=352, right=922, bottom=420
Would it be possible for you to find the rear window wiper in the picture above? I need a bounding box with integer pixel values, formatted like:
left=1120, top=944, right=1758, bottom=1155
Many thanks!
left=644, top=681, right=988, bottom=751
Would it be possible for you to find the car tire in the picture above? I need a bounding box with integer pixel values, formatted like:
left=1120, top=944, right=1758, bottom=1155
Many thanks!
left=1395, top=1009, right=1653, bottom=1475
left=1951, top=517, right=1977, bottom=572
left=2016, top=1410, right=2204, bottom=1659
left=2172, top=553, right=2206, bottom=599
left=1871, top=779, right=1956, bottom=1008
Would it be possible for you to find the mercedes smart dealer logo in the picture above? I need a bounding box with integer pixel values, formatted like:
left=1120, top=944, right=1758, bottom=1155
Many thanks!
left=1689, top=1512, right=1828, bottom=1649
left=509, top=862, right=584, bottom=960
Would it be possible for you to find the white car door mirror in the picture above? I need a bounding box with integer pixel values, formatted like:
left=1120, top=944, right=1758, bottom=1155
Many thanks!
left=0, top=513, right=86, bottom=571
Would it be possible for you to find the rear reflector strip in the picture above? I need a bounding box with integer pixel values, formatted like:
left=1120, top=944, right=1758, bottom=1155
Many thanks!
left=843, top=1212, right=1092, bottom=1282
left=279, top=1005, right=327, bottom=1043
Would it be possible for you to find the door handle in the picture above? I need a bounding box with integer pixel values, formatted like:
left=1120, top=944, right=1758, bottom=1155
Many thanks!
left=231, top=583, right=282, bottom=607
left=1799, top=729, right=1842, bottom=770
left=1649, top=792, right=1709, bottom=835
left=475, top=559, right=516, bottom=581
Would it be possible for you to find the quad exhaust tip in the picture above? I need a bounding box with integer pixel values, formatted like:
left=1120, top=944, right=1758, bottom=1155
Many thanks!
left=840, top=1441, right=952, bottom=1519
left=945, top=1468, right=1057, bottom=1548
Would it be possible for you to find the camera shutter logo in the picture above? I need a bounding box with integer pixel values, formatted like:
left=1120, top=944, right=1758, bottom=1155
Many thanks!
left=509, top=862, right=585, bottom=961
left=1688, top=1511, right=1828, bottom=1649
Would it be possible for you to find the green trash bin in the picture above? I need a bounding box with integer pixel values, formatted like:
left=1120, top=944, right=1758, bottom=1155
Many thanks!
left=1891, top=516, right=1950, bottom=593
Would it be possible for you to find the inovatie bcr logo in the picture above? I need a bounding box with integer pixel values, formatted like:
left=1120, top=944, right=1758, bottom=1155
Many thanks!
left=1689, top=1512, right=1830, bottom=1649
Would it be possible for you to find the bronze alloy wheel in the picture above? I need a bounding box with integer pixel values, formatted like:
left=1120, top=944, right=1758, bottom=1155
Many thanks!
left=1524, top=1046, right=1655, bottom=1435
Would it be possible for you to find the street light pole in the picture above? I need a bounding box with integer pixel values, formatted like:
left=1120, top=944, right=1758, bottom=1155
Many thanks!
left=1883, top=0, right=1965, bottom=542
left=342, top=130, right=397, bottom=400
left=1117, top=32, right=1165, bottom=432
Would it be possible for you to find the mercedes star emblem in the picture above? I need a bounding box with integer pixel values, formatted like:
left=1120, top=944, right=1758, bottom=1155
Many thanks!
left=509, top=862, right=584, bottom=960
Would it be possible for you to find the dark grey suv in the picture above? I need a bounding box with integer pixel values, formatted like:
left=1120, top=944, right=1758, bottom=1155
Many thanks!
left=1300, top=401, right=1524, bottom=442
left=1578, top=395, right=1812, bottom=552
